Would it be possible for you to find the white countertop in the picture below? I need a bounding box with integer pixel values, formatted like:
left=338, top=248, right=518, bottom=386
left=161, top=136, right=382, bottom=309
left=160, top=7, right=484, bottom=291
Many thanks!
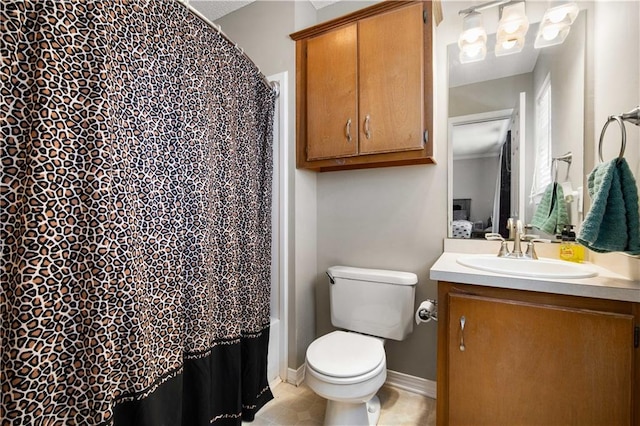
left=430, top=252, right=640, bottom=303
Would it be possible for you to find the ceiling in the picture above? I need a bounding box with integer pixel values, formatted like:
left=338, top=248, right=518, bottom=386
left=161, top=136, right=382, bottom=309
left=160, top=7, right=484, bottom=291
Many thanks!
left=447, top=28, right=540, bottom=89
left=189, top=0, right=342, bottom=22
left=452, top=118, right=511, bottom=160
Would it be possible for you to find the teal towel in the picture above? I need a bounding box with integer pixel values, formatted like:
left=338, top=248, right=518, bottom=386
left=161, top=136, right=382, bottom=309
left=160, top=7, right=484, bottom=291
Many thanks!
left=531, top=183, right=570, bottom=235
left=577, top=158, right=640, bottom=254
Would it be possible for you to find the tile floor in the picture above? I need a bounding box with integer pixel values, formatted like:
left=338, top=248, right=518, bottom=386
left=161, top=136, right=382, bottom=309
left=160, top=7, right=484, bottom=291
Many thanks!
left=245, top=381, right=436, bottom=425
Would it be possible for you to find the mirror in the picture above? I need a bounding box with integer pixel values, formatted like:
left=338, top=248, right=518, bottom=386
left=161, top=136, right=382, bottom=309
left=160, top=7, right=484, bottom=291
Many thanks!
left=448, top=12, right=586, bottom=239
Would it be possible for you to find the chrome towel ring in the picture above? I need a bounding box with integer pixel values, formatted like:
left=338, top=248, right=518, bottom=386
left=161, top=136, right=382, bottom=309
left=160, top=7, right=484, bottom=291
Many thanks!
left=598, top=106, right=640, bottom=163
left=598, top=115, right=626, bottom=163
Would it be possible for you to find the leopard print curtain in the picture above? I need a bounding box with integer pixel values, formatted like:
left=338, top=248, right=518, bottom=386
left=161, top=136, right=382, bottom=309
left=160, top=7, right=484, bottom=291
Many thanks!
left=1, top=1, right=275, bottom=424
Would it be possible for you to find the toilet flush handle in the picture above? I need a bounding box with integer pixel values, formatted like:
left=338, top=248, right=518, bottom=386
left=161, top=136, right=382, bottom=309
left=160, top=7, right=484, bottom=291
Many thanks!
left=326, top=271, right=335, bottom=285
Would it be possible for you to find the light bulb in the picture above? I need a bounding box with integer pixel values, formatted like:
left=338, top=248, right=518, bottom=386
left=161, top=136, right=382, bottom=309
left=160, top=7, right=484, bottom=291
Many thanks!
left=463, top=28, right=483, bottom=44
left=502, top=39, right=517, bottom=50
left=464, top=44, right=482, bottom=58
left=503, top=22, right=521, bottom=34
left=542, top=26, right=560, bottom=41
left=548, top=9, right=567, bottom=24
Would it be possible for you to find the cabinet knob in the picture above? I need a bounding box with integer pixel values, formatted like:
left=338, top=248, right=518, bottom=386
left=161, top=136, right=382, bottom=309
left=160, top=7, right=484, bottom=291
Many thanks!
left=345, top=118, right=352, bottom=143
left=459, top=316, right=466, bottom=352
left=364, top=114, right=371, bottom=139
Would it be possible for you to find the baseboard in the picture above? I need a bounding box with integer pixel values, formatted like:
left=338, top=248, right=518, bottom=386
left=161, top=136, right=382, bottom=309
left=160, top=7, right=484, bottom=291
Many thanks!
left=286, top=365, right=305, bottom=386
left=269, top=376, right=282, bottom=389
left=385, top=369, right=437, bottom=399
left=284, top=365, right=436, bottom=399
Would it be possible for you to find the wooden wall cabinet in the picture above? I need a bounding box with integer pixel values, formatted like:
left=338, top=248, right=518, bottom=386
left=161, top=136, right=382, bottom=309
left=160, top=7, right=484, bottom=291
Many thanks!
left=437, top=282, right=639, bottom=426
left=290, top=1, right=434, bottom=172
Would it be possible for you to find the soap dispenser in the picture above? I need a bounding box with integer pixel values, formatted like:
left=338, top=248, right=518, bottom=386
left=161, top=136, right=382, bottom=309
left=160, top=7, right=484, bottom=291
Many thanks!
left=559, top=225, right=584, bottom=263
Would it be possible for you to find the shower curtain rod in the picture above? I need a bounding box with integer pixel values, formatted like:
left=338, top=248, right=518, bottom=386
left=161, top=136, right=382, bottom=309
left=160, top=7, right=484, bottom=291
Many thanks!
left=175, top=0, right=279, bottom=97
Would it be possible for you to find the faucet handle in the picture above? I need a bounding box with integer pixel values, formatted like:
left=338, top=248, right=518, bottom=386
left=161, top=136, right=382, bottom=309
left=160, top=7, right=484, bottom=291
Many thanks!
left=485, top=233, right=504, bottom=241
left=524, top=238, right=550, bottom=259
left=486, top=233, right=510, bottom=257
left=524, top=241, right=538, bottom=259
left=498, top=241, right=510, bottom=257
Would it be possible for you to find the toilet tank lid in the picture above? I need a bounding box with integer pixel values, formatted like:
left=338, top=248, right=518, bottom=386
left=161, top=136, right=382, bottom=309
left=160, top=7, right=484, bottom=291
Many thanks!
left=328, top=266, right=417, bottom=286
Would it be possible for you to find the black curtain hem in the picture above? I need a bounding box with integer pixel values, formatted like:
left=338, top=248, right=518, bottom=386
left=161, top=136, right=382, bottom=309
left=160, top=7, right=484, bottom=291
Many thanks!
left=108, top=327, right=272, bottom=426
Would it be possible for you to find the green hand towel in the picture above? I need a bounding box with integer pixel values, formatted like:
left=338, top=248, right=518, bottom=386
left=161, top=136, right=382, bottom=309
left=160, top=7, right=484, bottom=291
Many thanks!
left=577, top=158, right=640, bottom=254
left=531, top=183, right=570, bottom=235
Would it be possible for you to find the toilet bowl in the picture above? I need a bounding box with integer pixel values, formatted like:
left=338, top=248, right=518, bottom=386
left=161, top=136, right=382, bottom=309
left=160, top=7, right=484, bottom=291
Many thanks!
left=305, top=266, right=418, bottom=426
left=305, top=331, right=387, bottom=425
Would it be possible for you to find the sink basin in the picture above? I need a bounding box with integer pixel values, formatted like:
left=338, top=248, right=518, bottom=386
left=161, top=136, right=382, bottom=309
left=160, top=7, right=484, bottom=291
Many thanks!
left=456, top=255, right=598, bottom=279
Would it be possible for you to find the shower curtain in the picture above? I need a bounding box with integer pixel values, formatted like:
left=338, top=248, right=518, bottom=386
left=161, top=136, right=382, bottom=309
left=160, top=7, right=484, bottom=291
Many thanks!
left=1, top=0, right=275, bottom=424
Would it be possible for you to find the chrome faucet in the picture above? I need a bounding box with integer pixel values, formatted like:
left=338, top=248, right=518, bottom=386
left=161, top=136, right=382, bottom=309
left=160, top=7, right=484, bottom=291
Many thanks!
left=486, top=218, right=537, bottom=259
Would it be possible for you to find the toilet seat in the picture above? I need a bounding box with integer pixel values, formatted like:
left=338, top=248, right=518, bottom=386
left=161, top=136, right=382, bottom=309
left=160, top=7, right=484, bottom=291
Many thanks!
left=306, top=331, right=386, bottom=384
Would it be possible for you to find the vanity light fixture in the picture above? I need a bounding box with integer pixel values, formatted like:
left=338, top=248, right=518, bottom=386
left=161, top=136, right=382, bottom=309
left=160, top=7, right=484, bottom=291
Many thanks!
left=534, top=1, right=579, bottom=48
left=458, top=11, right=487, bottom=63
left=458, top=0, right=579, bottom=63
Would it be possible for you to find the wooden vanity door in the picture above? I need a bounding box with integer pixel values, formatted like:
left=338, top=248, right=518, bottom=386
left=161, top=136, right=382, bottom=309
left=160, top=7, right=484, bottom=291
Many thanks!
left=306, top=24, right=358, bottom=161
left=447, top=293, right=634, bottom=425
left=358, top=3, right=424, bottom=155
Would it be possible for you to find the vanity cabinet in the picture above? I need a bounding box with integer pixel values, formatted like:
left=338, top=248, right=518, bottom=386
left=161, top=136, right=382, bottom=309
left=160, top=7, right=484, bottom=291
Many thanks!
left=437, top=281, right=640, bottom=426
left=290, top=1, right=434, bottom=171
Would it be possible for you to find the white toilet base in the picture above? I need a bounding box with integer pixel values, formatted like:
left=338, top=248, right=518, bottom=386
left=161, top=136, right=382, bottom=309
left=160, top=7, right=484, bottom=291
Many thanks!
left=324, top=395, right=381, bottom=426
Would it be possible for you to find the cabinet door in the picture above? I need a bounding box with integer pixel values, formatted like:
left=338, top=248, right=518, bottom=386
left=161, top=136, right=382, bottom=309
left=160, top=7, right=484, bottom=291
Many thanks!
left=358, top=3, right=424, bottom=155
left=306, top=24, right=358, bottom=161
left=448, top=293, right=634, bottom=425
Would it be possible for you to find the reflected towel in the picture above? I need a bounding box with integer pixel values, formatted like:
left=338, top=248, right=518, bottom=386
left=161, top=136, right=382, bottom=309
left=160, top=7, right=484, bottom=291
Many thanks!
left=577, top=158, right=640, bottom=254
left=531, top=183, right=570, bottom=235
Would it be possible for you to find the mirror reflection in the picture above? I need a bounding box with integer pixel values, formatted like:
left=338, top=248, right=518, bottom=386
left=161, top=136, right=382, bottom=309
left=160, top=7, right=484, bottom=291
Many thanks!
left=448, top=12, right=586, bottom=239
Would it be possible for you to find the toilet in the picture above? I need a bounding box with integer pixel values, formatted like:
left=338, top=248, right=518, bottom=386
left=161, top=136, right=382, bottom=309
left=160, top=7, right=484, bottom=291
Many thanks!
left=305, top=265, right=418, bottom=425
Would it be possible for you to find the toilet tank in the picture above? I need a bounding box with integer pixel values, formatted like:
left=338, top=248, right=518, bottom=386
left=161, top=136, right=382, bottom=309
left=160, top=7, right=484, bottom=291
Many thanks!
left=328, top=265, right=417, bottom=341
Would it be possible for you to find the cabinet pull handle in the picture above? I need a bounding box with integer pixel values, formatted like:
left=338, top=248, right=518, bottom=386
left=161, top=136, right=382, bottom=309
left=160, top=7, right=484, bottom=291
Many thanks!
left=345, top=118, right=352, bottom=143
left=459, top=316, right=466, bottom=352
left=364, top=114, right=371, bottom=139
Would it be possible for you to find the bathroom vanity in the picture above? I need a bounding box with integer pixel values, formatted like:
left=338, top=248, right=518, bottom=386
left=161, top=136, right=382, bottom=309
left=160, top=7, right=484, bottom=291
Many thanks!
left=431, top=252, right=640, bottom=426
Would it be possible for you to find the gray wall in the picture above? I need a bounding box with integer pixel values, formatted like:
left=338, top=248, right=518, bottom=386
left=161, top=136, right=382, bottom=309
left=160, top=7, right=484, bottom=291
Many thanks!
left=453, top=156, right=500, bottom=227
left=193, top=0, right=640, bottom=384
left=589, top=2, right=640, bottom=177
left=315, top=165, right=445, bottom=379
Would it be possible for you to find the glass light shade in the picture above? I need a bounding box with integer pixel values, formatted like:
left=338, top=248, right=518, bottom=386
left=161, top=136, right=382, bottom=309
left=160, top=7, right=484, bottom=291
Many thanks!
left=535, top=2, right=578, bottom=48
left=458, top=11, right=487, bottom=63
left=534, top=22, right=571, bottom=48
left=460, top=41, right=487, bottom=63
left=496, top=2, right=529, bottom=41
left=542, top=1, right=579, bottom=26
left=495, top=33, right=525, bottom=56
